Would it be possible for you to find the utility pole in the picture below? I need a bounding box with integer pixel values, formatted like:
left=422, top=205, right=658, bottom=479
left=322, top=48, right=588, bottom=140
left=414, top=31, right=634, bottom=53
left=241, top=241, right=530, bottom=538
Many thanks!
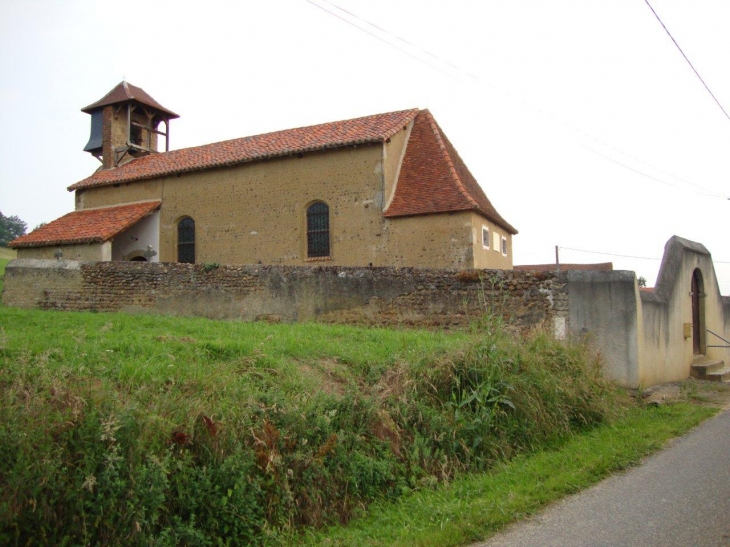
left=555, top=245, right=560, bottom=272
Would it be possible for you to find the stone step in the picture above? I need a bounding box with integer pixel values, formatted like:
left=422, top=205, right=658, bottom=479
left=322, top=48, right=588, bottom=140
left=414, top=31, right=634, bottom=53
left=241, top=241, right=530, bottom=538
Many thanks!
left=706, top=368, right=730, bottom=383
left=690, top=359, right=726, bottom=381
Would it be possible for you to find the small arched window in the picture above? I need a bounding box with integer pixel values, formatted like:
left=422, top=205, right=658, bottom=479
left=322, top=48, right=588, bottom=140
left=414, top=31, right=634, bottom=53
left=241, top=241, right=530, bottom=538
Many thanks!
left=177, top=217, right=195, bottom=263
left=306, top=202, right=330, bottom=258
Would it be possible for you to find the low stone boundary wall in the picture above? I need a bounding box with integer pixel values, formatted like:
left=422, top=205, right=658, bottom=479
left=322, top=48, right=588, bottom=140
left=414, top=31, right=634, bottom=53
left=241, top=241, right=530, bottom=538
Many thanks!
left=2, top=259, right=568, bottom=331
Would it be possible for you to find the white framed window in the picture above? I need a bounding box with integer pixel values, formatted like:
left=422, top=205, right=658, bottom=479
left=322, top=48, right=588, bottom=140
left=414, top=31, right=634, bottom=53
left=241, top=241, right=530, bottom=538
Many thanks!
left=493, top=231, right=500, bottom=253
left=481, top=226, right=490, bottom=249
left=501, top=236, right=508, bottom=256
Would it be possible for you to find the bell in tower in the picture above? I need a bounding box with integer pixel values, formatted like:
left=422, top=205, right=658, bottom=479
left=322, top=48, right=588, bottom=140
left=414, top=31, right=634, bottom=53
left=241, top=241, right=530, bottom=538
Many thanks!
left=82, top=81, right=179, bottom=169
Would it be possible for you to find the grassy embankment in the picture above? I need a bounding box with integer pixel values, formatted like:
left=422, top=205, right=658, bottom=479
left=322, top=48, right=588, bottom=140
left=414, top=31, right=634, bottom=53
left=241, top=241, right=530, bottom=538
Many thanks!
left=0, top=285, right=718, bottom=546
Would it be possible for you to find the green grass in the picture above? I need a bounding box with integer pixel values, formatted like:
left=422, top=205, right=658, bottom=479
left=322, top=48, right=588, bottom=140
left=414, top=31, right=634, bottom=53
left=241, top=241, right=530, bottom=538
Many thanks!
left=292, top=403, right=715, bottom=546
left=0, top=306, right=712, bottom=546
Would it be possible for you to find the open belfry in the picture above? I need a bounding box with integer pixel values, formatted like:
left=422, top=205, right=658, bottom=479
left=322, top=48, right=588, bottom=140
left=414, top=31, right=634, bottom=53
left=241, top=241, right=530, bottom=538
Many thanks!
left=10, top=82, right=517, bottom=268
left=81, top=81, right=179, bottom=169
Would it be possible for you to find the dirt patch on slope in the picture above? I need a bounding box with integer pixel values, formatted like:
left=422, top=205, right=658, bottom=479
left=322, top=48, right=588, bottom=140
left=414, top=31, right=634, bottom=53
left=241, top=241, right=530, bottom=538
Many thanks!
left=639, top=379, right=730, bottom=409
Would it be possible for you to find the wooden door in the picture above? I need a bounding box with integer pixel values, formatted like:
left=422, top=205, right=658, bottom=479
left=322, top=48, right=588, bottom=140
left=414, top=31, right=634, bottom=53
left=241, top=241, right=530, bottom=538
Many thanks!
left=692, top=270, right=701, bottom=355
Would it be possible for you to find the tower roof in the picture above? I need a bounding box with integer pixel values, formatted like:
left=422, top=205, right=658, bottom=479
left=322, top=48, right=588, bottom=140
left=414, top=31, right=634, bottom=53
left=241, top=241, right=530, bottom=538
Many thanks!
left=81, top=81, right=179, bottom=118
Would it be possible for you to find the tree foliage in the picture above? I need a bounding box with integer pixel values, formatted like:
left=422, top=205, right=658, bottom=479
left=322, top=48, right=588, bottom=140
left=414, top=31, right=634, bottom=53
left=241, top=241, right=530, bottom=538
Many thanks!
left=0, top=211, right=28, bottom=247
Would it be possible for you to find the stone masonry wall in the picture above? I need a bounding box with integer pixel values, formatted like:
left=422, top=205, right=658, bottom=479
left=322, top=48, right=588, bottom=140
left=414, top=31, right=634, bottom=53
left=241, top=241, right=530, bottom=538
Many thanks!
left=3, top=260, right=568, bottom=331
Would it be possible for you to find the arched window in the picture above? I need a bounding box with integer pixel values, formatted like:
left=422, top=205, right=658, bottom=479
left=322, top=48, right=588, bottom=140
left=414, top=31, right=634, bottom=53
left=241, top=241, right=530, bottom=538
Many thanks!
left=306, top=202, right=330, bottom=258
left=177, top=217, right=195, bottom=263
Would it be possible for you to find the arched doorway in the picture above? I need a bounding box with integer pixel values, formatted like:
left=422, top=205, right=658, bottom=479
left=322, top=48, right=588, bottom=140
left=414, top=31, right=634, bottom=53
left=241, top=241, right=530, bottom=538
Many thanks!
left=691, top=268, right=705, bottom=355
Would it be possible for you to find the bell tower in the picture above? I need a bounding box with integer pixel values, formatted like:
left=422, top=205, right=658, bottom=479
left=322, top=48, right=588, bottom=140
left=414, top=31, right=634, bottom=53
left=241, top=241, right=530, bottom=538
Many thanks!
left=82, top=81, right=179, bottom=169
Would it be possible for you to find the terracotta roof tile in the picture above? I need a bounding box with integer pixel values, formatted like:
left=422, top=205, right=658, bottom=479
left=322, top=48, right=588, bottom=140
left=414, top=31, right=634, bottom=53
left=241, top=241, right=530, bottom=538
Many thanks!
left=9, top=201, right=161, bottom=248
left=384, top=111, right=517, bottom=234
left=81, top=81, right=179, bottom=118
left=69, top=109, right=419, bottom=191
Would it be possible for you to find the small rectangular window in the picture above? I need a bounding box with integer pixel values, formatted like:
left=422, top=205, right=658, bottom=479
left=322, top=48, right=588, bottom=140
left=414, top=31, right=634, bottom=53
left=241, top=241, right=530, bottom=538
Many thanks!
left=481, top=226, right=490, bottom=249
left=493, top=231, right=500, bottom=252
left=501, top=236, right=508, bottom=256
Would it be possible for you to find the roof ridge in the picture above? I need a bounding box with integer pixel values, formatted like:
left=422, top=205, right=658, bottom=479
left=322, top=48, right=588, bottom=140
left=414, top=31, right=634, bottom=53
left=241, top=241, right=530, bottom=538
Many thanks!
left=422, top=111, right=480, bottom=210
left=189, top=108, right=420, bottom=150
left=236, top=108, right=420, bottom=142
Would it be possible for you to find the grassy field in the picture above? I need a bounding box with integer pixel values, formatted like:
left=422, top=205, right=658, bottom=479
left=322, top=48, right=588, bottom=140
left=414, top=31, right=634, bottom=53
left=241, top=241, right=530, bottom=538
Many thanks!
left=0, top=301, right=720, bottom=546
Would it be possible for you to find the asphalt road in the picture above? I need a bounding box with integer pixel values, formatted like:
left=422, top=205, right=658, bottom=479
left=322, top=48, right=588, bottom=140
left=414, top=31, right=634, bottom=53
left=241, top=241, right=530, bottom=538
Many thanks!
left=474, top=409, right=730, bottom=547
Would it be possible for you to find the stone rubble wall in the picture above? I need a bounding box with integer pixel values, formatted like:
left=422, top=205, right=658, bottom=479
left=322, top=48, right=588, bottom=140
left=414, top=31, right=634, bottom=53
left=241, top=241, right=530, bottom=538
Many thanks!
left=2, top=260, right=568, bottom=333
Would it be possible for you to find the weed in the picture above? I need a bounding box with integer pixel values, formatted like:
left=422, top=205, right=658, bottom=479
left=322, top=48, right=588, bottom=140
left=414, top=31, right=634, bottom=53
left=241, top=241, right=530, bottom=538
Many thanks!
left=203, top=262, right=221, bottom=272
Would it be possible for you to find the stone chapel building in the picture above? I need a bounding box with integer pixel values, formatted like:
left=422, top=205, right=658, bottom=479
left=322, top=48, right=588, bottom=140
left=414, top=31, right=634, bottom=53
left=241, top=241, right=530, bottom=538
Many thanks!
left=11, top=82, right=517, bottom=269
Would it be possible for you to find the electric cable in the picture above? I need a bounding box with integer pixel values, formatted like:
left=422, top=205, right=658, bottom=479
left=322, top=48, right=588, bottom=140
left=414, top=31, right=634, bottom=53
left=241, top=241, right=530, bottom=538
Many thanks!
left=643, top=0, right=730, bottom=122
left=305, top=0, right=729, bottom=199
left=559, top=246, right=730, bottom=264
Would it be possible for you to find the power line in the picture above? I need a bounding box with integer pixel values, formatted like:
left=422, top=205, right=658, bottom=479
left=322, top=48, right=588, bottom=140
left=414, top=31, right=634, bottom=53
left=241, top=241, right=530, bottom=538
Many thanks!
left=304, top=0, right=456, bottom=80
left=560, top=246, right=661, bottom=261
left=305, top=0, right=729, bottom=199
left=316, top=0, right=482, bottom=80
left=560, top=246, right=730, bottom=264
left=643, top=0, right=730, bottom=122
left=581, top=145, right=727, bottom=198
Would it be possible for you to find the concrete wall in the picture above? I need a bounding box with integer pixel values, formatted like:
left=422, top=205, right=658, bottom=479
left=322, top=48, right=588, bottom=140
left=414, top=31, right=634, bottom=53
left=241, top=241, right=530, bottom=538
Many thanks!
left=2, top=260, right=565, bottom=329
left=73, top=136, right=512, bottom=269
left=17, top=241, right=111, bottom=261
left=569, top=236, right=730, bottom=388
left=568, top=270, right=641, bottom=387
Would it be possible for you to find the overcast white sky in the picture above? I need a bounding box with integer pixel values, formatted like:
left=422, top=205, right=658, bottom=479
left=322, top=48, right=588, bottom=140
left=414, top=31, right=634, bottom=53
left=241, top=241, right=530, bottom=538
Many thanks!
left=1, top=0, right=728, bottom=292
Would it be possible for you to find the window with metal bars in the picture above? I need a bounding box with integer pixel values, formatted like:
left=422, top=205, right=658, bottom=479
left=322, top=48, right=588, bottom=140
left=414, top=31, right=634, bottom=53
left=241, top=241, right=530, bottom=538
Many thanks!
left=306, top=202, right=330, bottom=258
left=177, top=217, right=195, bottom=263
